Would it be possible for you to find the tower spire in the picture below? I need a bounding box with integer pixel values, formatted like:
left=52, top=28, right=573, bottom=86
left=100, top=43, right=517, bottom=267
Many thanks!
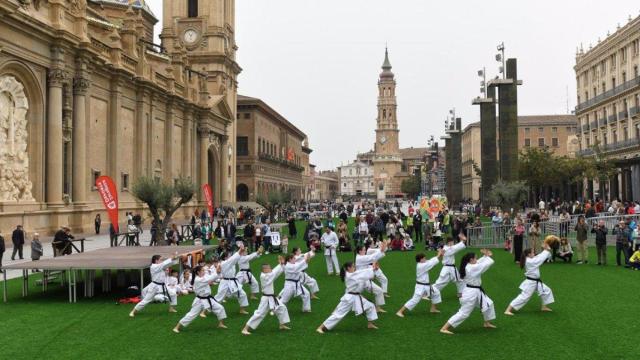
left=382, top=46, right=392, bottom=70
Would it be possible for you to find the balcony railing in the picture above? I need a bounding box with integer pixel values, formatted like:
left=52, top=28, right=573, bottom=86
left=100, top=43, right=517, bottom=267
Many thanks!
left=608, top=114, right=617, bottom=123
left=577, top=138, right=640, bottom=157
left=618, top=111, right=628, bottom=121
left=576, top=76, right=640, bottom=112
left=577, top=148, right=595, bottom=156
left=581, top=124, right=590, bottom=132
left=590, top=121, right=597, bottom=129
left=599, top=117, right=607, bottom=127
left=630, top=106, right=639, bottom=117
left=258, top=152, right=304, bottom=172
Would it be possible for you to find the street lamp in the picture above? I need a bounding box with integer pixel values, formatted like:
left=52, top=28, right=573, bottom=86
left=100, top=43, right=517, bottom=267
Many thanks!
left=478, top=67, right=487, bottom=95
left=496, top=42, right=505, bottom=79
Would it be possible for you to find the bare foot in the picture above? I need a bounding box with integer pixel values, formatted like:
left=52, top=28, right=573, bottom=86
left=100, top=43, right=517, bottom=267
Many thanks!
left=279, top=325, right=291, bottom=330
left=311, top=295, right=320, bottom=300
left=129, top=311, right=136, bottom=318
left=440, top=329, right=454, bottom=335
left=504, top=310, right=514, bottom=316
left=316, top=326, right=325, bottom=334
left=250, top=296, right=258, bottom=300
left=168, top=308, right=177, bottom=313
left=421, top=296, right=431, bottom=301
left=239, top=309, right=249, bottom=315
left=541, top=306, right=553, bottom=312
left=368, top=323, right=378, bottom=330
left=377, top=307, right=387, bottom=313
left=384, top=294, right=391, bottom=298
left=199, top=312, right=207, bottom=318
left=218, top=323, right=228, bottom=329
left=430, top=309, right=441, bottom=314
left=172, top=328, right=180, bottom=334
left=241, top=329, right=251, bottom=335
left=396, top=311, right=405, bottom=318
left=484, top=322, right=497, bottom=329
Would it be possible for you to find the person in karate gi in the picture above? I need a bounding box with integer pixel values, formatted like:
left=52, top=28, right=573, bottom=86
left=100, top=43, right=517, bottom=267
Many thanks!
left=242, top=256, right=291, bottom=335
left=440, top=249, right=496, bottom=335
left=141, top=269, right=179, bottom=310
left=130, top=252, right=179, bottom=317
left=396, top=249, right=444, bottom=317
left=316, top=262, right=380, bottom=333
left=293, top=247, right=320, bottom=299
left=434, top=234, right=467, bottom=297
left=504, top=243, right=555, bottom=316
left=214, top=244, right=249, bottom=314
left=355, top=242, right=388, bottom=312
left=321, top=227, right=340, bottom=276
left=278, top=250, right=314, bottom=312
left=173, top=264, right=227, bottom=333
left=176, top=269, right=193, bottom=295
left=236, top=246, right=264, bottom=300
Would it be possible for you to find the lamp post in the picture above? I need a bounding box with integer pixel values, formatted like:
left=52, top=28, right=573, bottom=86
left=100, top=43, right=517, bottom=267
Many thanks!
left=478, top=67, right=487, bottom=95
left=496, top=42, right=506, bottom=79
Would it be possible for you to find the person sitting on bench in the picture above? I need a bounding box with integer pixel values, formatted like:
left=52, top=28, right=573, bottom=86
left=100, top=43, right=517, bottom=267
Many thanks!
left=53, top=226, right=75, bottom=256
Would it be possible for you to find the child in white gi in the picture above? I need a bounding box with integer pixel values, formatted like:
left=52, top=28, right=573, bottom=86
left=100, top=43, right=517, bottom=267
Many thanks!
left=242, top=256, right=291, bottom=335
left=321, top=227, right=340, bottom=275
left=278, top=250, right=314, bottom=312
left=236, top=247, right=264, bottom=300
left=316, top=262, right=379, bottom=333
left=293, top=247, right=320, bottom=299
left=214, top=244, right=250, bottom=314
left=440, top=249, right=496, bottom=335
left=130, top=252, right=178, bottom=317
left=396, top=249, right=443, bottom=317
left=177, top=269, right=193, bottom=295
left=504, top=243, right=554, bottom=315
left=434, top=234, right=467, bottom=297
left=173, top=264, right=227, bottom=333
left=355, top=242, right=388, bottom=312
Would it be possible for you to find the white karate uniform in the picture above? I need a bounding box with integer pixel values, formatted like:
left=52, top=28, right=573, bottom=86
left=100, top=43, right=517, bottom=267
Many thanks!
left=321, top=231, right=340, bottom=274
left=214, top=252, right=249, bottom=307
left=134, top=258, right=175, bottom=311
left=246, top=265, right=291, bottom=330
left=177, top=273, right=193, bottom=294
left=164, top=276, right=178, bottom=305
left=508, top=250, right=554, bottom=310
left=446, top=256, right=496, bottom=328
left=355, top=249, right=387, bottom=306
left=295, top=252, right=320, bottom=294
left=178, top=272, right=227, bottom=327
left=434, top=241, right=466, bottom=294
left=236, top=252, right=261, bottom=295
left=402, top=258, right=442, bottom=311
left=321, top=268, right=378, bottom=330
left=278, top=260, right=311, bottom=311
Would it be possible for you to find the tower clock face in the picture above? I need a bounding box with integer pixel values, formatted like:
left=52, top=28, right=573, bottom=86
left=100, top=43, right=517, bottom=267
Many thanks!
left=380, top=135, right=387, bottom=144
left=183, top=29, right=199, bottom=44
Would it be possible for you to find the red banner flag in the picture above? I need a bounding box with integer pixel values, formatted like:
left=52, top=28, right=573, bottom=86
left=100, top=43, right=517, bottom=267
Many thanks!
left=202, top=183, right=214, bottom=220
left=96, top=176, right=119, bottom=233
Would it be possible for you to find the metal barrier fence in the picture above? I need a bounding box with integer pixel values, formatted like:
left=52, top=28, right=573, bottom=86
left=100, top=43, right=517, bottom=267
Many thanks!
left=465, top=214, right=640, bottom=248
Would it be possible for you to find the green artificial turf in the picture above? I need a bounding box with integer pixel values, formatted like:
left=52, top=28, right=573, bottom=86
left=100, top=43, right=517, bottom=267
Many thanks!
left=0, top=219, right=637, bottom=360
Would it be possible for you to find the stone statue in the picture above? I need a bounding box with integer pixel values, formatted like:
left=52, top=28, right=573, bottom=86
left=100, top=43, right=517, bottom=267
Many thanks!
left=0, top=75, right=34, bottom=201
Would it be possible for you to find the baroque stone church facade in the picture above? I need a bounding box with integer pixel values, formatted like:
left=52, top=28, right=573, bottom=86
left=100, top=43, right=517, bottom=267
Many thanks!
left=0, top=0, right=240, bottom=233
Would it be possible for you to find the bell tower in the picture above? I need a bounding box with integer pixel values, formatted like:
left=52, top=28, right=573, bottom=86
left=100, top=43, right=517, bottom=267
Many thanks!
left=160, top=0, right=242, bottom=202
left=373, top=47, right=403, bottom=199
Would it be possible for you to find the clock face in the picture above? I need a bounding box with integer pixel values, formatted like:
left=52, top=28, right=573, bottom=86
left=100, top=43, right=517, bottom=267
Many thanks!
left=380, top=135, right=387, bottom=144
left=183, top=29, right=199, bottom=44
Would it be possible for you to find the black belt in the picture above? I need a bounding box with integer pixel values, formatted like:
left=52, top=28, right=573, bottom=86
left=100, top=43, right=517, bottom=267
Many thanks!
left=417, top=281, right=434, bottom=294
left=348, top=292, right=365, bottom=312
left=240, top=269, right=252, bottom=284
left=152, top=281, right=168, bottom=301
left=196, top=294, right=219, bottom=309
left=285, top=278, right=306, bottom=295
left=466, top=285, right=486, bottom=308
left=263, top=293, right=280, bottom=306
left=444, top=264, right=459, bottom=281
left=526, top=277, right=544, bottom=292
left=223, top=277, right=240, bottom=293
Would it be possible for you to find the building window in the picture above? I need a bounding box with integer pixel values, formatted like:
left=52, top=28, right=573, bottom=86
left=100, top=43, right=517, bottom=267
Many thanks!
left=538, top=127, right=543, bottom=134
left=244, top=113, right=251, bottom=119
left=343, top=183, right=346, bottom=187
left=613, top=130, right=618, bottom=143
left=552, top=127, right=557, bottom=134
left=92, top=169, right=101, bottom=190
left=566, top=126, right=572, bottom=133
left=121, top=173, right=130, bottom=191
left=237, top=136, right=249, bottom=156
left=552, top=138, right=559, bottom=147
left=188, top=0, right=198, bottom=17
left=524, top=128, right=530, bottom=135
left=538, top=138, right=545, bottom=147
left=524, top=138, right=531, bottom=147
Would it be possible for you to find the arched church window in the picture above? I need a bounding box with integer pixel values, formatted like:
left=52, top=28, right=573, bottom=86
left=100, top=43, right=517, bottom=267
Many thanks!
left=188, top=0, right=198, bottom=18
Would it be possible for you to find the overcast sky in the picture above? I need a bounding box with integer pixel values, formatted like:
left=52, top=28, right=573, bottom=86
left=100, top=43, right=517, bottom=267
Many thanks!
left=147, top=0, right=640, bottom=170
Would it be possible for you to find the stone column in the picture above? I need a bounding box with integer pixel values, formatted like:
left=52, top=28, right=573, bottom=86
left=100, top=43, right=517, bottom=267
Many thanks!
left=108, top=76, right=122, bottom=187
left=497, top=59, right=519, bottom=182
left=220, top=135, right=230, bottom=202
left=46, top=53, right=67, bottom=207
left=450, top=119, right=463, bottom=205
left=164, top=99, right=174, bottom=182
left=474, top=87, right=498, bottom=204
left=134, top=88, right=147, bottom=179
left=182, top=108, right=193, bottom=179
left=198, top=127, right=209, bottom=201
left=443, top=136, right=452, bottom=202
left=72, top=68, right=91, bottom=205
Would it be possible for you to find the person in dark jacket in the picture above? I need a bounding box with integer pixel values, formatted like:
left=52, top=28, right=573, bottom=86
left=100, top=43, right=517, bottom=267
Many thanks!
left=287, top=216, right=298, bottom=240
left=243, top=218, right=256, bottom=251
left=53, top=226, right=75, bottom=256
left=413, top=212, right=423, bottom=243
left=94, top=214, right=102, bottom=234
left=0, top=231, right=5, bottom=272
left=591, top=220, right=608, bottom=265
left=11, top=225, right=25, bottom=260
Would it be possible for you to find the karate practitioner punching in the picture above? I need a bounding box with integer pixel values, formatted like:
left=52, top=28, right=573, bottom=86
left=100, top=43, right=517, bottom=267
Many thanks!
left=242, top=256, right=291, bottom=335
left=293, top=247, right=320, bottom=299
left=355, top=242, right=388, bottom=312
left=434, top=234, right=467, bottom=297
left=504, top=243, right=555, bottom=315
left=130, top=252, right=179, bottom=317
left=396, top=249, right=444, bottom=317
left=236, top=247, right=264, bottom=300
left=173, top=264, right=227, bottom=333
left=279, top=249, right=314, bottom=313
left=214, top=244, right=250, bottom=314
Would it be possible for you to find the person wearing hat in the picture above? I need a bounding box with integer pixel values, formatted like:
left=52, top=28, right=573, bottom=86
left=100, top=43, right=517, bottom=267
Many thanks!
left=11, top=225, right=25, bottom=260
left=31, top=233, right=43, bottom=272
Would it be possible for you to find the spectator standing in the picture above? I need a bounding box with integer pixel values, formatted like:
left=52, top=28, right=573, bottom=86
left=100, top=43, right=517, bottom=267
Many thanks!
left=30, top=233, right=43, bottom=272
left=591, top=220, right=608, bottom=265
left=512, top=218, right=525, bottom=263
left=109, top=223, right=118, bottom=247
left=528, top=220, right=541, bottom=254
left=413, top=211, right=423, bottom=243
left=613, top=221, right=631, bottom=267
left=94, top=214, right=102, bottom=234
left=574, top=216, right=589, bottom=264
left=0, top=231, right=5, bottom=272
left=287, top=216, right=297, bottom=240
left=11, top=224, right=25, bottom=260
left=243, top=218, right=256, bottom=251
